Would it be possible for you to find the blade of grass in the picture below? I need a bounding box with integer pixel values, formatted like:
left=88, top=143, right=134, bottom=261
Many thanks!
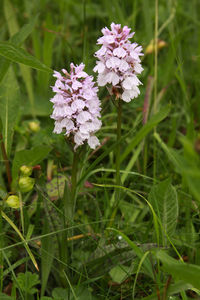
left=1, top=210, right=39, bottom=271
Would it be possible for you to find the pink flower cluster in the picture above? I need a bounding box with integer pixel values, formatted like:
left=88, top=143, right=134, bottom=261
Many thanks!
left=51, top=63, right=102, bottom=150
left=94, top=23, right=143, bottom=102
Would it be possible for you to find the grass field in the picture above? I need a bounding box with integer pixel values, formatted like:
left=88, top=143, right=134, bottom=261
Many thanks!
left=0, top=0, right=200, bottom=299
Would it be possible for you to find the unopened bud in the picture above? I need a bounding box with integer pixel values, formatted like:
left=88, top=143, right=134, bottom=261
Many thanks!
left=20, top=165, right=32, bottom=176
left=145, top=39, right=167, bottom=54
left=6, top=195, right=20, bottom=209
left=19, top=176, right=35, bottom=193
left=29, top=121, right=40, bottom=132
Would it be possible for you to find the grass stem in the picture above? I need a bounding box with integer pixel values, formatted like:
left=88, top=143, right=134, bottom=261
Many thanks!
left=70, top=150, right=79, bottom=221
left=116, top=99, right=122, bottom=201
left=0, top=133, right=12, bottom=191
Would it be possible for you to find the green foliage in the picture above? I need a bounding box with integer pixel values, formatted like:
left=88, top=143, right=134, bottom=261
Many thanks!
left=12, top=145, right=51, bottom=185
left=0, top=67, right=20, bottom=156
left=156, top=250, right=200, bottom=289
left=0, top=42, right=52, bottom=72
left=17, top=271, right=40, bottom=294
left=0, top=0, right=199, bottom=299
left=0, top=293, right=13, bottom=300
left=149, top=178, right=178, bottom=242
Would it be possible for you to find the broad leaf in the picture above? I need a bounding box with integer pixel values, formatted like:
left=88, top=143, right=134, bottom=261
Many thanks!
left=17, top=272, right=40, bottom=294
left=156, top=250, right=200, bottom=289
left=149, top=179, right=178, bottom=242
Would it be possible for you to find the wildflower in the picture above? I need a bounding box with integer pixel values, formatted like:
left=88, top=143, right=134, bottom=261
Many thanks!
left=94, top=23, right=143, bottom=102
left=50, top=63, right=102, bottom=150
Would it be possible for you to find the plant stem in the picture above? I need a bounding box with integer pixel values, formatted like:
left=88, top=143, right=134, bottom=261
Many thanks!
left=153, top=0, right=158, bottom=181
left=70, top=150, right=79, bottom=221
left=0, top=212, right=3, bottom=292
left=0, top=133, right=12, bottom=191
left=115, top=99, right=122, bottom=201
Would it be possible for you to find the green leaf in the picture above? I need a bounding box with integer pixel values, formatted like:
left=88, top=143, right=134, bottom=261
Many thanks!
left=41, top=218, right=55, bottom=297
left=0, top=42, right=52, bottom=73
left=17, top=271, right=40, bottom=294
left=0, top=57, right=11, bottom=84
left=52, top=288, right=68, bottom=299
left=109, top=265, right=130, bottom=284
left=10, top=15, right=39, bottom=46
left=46, top=174, right=66, bottom=201
left=148, top=179, right=178, bottom=241
left=0, top=293, right=14, bottom=300
left=12, top=146, right=51, bottom=185
left=108, top=228, right=154, bottom=279
left=0, top=67, right=20, bottom=156
left=156, top=250, right=200, bottom=289
left=120, top=105, right=170, bottom=162
left=3, top=1, right=38, bottom=113
left=141, top=281, right=192, bottom=300
left=154, top=133, right=200, bottom=203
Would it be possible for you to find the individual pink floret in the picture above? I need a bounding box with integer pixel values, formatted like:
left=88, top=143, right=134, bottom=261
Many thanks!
left=94, top=23, right=143, bottom=102
left=50, top=63, right=102, bottom=150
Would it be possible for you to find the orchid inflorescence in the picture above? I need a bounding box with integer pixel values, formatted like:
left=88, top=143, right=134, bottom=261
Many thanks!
left=50, top=23, right=143, bottom=149
left=94, top=23, right=143, bottom=102
left=50, top=63, right=102, bottom=150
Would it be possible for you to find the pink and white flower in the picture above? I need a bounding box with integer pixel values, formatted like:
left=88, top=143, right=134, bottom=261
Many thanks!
left=94, top=23, right=143, bottom=102
left=50, top=63, right=102, bottom=150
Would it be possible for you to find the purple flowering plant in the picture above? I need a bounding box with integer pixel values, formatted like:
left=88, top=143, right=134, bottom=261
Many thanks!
left=51, top=62, right=102, bottom=150
left=94, top=23, right=143, bottom=200
left=94, top=22, right=143, bottom=102
left=50, top=23, right=143, bottom=219
left=50, top=62, right=102, bottom=220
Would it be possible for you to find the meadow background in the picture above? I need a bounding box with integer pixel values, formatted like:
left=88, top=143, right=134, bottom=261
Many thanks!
left=0, top=0, right=200, bottom=299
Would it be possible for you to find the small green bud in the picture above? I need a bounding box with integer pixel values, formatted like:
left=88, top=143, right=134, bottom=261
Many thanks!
left=19, top=176, right=35, bottom=193
left=29, top=121, right=40, bottom=132
left=20, top=165, right=32, bottom=176
left=6, top=195, right=20, bottom=209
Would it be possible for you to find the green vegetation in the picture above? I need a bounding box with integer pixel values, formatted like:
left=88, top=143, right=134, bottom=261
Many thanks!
left=0, top=0, right=200, bottom=299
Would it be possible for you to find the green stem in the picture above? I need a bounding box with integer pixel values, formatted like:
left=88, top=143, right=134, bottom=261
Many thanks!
left=116, top=99, right=122, bottom=200
left=0, top=133, right=12, bottom=191
left=70, top=150, right=79, bottom=221
left=153, top=0, right=158, bottom=181
left=0, top=212, right=3, bottom=292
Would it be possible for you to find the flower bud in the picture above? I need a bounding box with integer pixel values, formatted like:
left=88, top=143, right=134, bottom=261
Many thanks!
left=6, top=195, right=20, bottom=209
left=19, top=176, right=35, bottom=193
left=145, top=39, right=167, bottom=54
left=29, top=121, right=40, bottom=132
left=20, top=165, right=32, bottom=176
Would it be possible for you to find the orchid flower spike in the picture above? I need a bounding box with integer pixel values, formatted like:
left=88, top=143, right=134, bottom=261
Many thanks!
left=94, top=23, right=144, bottom=102
left=50, top=63, right=102, bottom=150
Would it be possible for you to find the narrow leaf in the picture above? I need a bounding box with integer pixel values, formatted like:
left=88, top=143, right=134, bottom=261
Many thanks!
left=1, top=211, right=39, bottom=271
left=0, top=67, right=20, bottom=156
left=0, top=42, right=52, bottom=72
left=10, top=15, right=39, bottom=46
left=120, top=105, right=170, bottom=162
